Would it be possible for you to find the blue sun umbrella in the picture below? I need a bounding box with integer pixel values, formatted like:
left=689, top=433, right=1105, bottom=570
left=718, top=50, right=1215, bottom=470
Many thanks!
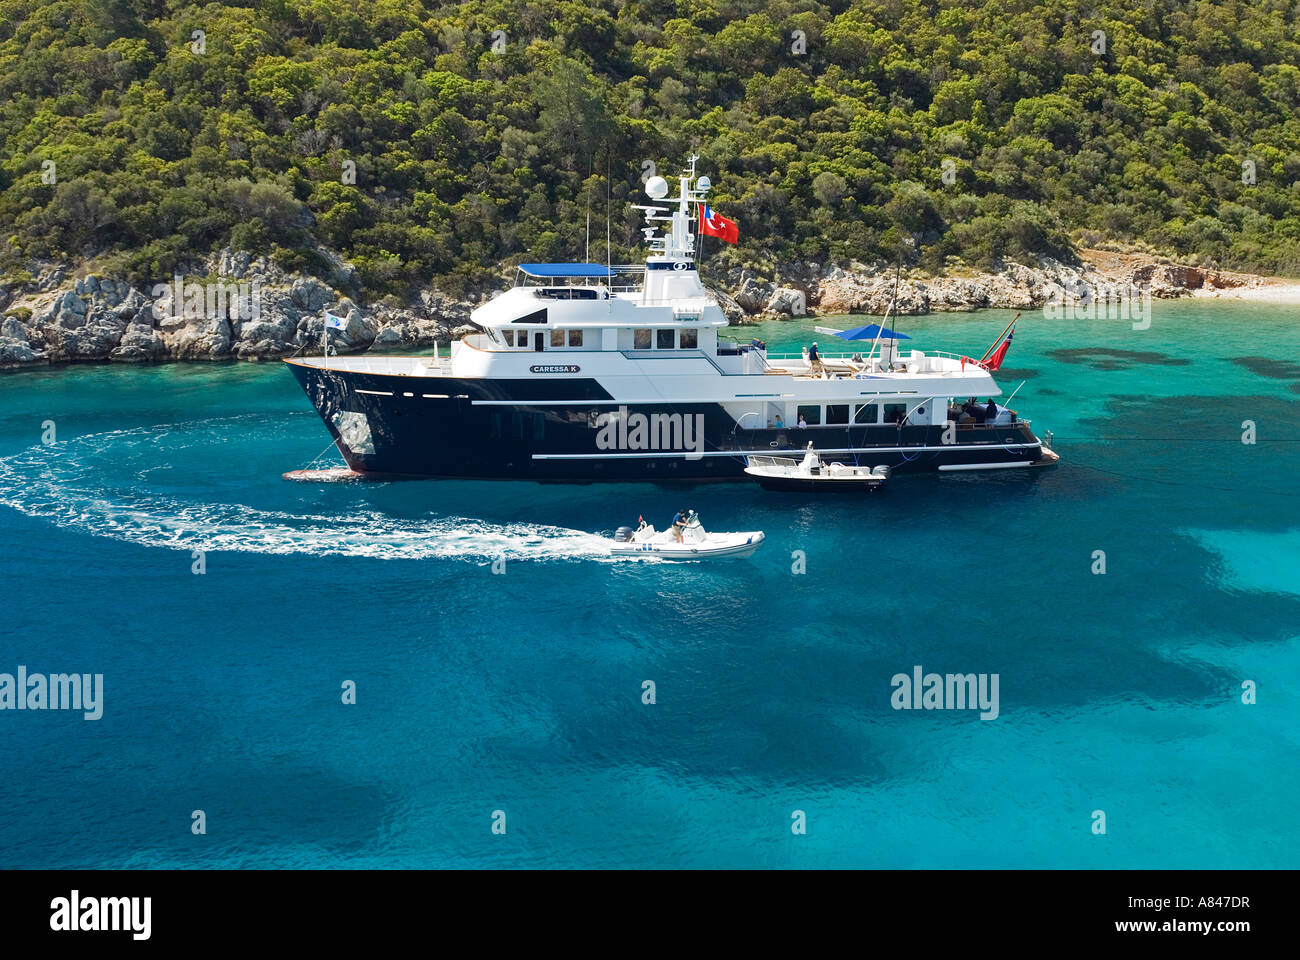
left=831, top=324, right=911, bottom=341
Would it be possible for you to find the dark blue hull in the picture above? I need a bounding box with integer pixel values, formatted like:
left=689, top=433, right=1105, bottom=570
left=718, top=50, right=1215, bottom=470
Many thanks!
left=288, top=364, right=1048, bottom=481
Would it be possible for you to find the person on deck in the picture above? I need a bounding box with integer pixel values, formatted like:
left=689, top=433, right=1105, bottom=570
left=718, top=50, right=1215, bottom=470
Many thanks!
left=797, top=414, right=808, bottom=429
left=985, top=398, right=999, bottom=422
left=807, top=342, right=822, bottom=374
left=671, top=508, right=689, bottom=543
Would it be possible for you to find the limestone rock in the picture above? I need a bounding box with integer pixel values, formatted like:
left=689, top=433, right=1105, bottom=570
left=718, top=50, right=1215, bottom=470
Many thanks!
left=41, top=294, right=130, bottom=361
left=160, top=316, right=232, bottom=360
left=110, top=319, right=168, bottom=362
left=764, top=286, right=812, bottom=317
left=368, top=307, right=458, bottom=350
left=732, top=273, right=775, bottom=313
left=1131, top=263, right=1200, bottom=296
left=0, top=315, right=42, bottom=367
left=419, top=288, right=473, bottom=325
left=290, top=277, right=333, bottom=312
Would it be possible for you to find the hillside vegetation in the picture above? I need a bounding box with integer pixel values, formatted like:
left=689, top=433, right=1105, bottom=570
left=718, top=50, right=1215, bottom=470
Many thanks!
left=2, top=0, right=1298, bottom=298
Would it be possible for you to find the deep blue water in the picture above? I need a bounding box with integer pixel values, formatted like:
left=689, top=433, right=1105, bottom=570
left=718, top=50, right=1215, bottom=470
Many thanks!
left=1, top=302, right=1297, bottom=868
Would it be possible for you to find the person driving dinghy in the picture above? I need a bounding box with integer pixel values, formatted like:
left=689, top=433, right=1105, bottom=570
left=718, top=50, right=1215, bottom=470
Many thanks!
left=671, top=508, right=689, bottom=543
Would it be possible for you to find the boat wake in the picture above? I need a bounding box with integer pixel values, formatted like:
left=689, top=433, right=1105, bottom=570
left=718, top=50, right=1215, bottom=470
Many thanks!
left=0, top=425, right=616, bottom=562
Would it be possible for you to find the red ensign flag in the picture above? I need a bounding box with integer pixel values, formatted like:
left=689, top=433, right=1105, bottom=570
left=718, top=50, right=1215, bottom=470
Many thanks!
left=984, top=330, right=1013, bottom=371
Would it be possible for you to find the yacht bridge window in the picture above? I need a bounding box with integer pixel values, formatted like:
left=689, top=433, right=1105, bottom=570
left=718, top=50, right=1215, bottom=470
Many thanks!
left=538, top=288, right=599, bottom=300
left=541, top=329, right=585, bottom=348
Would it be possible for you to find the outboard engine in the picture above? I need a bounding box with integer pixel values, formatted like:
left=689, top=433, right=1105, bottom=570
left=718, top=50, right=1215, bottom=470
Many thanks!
left=614, top=526, right=636, bottom=543
left=873, top=465, right=893, bottom=480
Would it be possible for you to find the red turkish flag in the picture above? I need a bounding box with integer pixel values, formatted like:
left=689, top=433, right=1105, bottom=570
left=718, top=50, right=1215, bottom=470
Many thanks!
left=699, top=204, right=739, bottom=243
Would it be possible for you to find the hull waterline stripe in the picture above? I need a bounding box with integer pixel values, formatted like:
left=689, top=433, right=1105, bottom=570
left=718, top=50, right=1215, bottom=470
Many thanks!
left=471, top=397, right=963, bottom=406
left=532, top=442, right=1041, bottom=460
left=937, top=461, right=1035, bottom=471
left=471, top=399, right=609, bottom=406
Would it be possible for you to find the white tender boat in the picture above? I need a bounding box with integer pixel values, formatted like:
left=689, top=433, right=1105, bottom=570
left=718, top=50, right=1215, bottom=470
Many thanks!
left=609, top=512, right=764, bottom=559
left=745, top=443, right=891, bottom=492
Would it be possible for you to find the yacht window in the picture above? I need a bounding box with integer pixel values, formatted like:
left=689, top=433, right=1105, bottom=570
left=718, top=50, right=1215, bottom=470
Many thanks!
left=680, top=329, right=698, bottom=349
left=550, top=329, right=565, bottom=348
left=516, top=309, right=547, bottom=324
left=854, top=403, right=879, bottom=424
left=796, top=404, right=821, bottom=426
left=634, top=329, right=651, bottom=349
left=501, top=330, right=515, bottom=347
left=656, top=329, right=675, bottom=349
left=826, top=404, right=850, bottom=425
left=517, top=330, right=530, bottom=348
left=883, top=403, right=907, bottom=424
left=539, top=288, right=598, bottom=300
left=568, top=329, right=583, bottom=347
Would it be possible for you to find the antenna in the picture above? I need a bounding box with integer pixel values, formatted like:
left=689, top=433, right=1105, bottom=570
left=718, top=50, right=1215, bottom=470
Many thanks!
left=605, top=150, right=612, bottom=312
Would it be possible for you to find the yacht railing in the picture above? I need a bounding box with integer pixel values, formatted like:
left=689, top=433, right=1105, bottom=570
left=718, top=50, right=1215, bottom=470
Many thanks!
left=516, top=265, right=645, bottom=295
left=760, top=349, right=993, bottom=377
left=744, top=418, right=1031, bottom=429
left=310, top=354, right=446, bottom=375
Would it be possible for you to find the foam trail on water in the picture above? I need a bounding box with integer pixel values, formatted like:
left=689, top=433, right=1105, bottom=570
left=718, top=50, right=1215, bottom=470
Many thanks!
left=0, top=427, right=615, bottom=562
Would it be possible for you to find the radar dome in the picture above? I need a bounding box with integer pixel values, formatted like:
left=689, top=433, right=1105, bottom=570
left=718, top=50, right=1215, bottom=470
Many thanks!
left=645, top=176, right=669, bottom=200
left=695, top=176, right=711, bottom=193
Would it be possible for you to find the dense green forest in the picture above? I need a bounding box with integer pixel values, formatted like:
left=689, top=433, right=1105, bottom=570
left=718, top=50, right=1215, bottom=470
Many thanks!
left=1, top=0, right=1299, bottom=298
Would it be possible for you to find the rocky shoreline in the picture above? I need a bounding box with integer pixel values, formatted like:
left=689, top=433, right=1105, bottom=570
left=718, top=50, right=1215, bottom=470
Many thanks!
left=0, top=247, right=1289, bottom=370
left=0, top=248, right=476, bottom=370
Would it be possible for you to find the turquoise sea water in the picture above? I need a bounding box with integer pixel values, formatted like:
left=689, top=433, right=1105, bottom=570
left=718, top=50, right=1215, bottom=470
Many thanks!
left=0, top=302, right=1297, bottom=869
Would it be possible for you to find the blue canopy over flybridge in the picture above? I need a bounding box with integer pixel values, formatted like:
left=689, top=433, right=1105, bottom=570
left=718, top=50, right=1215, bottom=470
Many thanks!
left=832, top=323, right=912, bottom=341
left=518, top=263, right=616, bottom=278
